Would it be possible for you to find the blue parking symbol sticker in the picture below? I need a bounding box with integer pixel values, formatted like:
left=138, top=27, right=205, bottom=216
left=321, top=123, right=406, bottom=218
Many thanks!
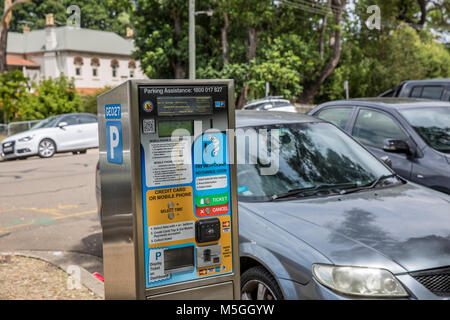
left=106, top=121, right=123, bottom=164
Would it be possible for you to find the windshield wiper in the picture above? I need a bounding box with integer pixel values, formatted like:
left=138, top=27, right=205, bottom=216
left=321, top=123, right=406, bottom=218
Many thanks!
left=340, top=174, right=398, bottom=195
left=272, top=182, right=358, bottom=200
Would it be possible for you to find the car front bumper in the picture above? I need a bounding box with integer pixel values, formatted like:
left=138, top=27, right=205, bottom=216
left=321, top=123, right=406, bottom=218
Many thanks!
left=280, top=274, right=449, bottom=300
left=1, top=140, right=38, bottom=159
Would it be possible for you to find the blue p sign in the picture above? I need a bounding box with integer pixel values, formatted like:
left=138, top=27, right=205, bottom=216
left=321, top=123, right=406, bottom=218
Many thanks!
left=106, top=121, right=123, bottom=164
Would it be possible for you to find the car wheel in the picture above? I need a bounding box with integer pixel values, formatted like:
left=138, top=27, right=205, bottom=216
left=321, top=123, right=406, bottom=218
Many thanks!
left=79, top=150, right=87, bottom=154
left=38, top=139, right=56, bottom=158
left=241, top=266, right=283, bottom=300
left=72, top=151, right=78, bottom=155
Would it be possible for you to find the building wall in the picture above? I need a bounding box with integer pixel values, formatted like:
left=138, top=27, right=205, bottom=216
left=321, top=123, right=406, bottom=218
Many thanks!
left=64, top=52, right=146, bottom=89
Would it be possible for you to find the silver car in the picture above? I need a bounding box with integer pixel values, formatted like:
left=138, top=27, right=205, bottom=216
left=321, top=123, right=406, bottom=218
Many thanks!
left=1, top=113, right=99, bottom=160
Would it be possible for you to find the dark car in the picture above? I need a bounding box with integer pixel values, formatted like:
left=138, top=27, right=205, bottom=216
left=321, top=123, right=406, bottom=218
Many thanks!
left=379, top=79, right=450, bottom=101
left=309, top=98, right=450, bottom=194
left=96, top=110, right=450, bottom=300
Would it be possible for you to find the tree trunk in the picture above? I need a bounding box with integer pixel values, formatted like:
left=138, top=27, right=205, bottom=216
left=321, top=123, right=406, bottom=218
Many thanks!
left=0, top=0, right=31, bottom=73
left=172, top=11, right=186, bottom=79
left=0, top=23, right=8, bottom=73
left=221, top=11, right=229, bottom=65
left=248, top=27, right=257, bottom=61
left=236, top=84, right=249, bottom=109
left=298, top=0, right=346, bottom=104
left=319, top=0, right=332, bottom=60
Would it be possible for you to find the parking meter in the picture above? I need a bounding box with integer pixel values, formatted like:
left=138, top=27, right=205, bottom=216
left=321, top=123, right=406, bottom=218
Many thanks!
left=97, top=80, right=240, bottom=299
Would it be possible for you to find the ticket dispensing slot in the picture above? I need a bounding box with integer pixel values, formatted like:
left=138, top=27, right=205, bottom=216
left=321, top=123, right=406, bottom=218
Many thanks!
left=164, top=246, right=195, bottom=274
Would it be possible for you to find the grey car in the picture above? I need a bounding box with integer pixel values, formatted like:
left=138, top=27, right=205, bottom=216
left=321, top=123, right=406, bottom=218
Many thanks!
left=379, top=79, right=450, bottom=101
left=309, top=98, right=450, bottom=194
left=96, top=110, right=450, bottom=300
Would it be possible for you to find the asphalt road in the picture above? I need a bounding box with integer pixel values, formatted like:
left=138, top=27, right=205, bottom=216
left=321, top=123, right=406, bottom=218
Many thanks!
left=0, top=150, right=102, bottom=259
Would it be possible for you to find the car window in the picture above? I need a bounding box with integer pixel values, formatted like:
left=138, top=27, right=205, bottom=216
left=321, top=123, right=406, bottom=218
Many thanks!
left=59, top=115, right=78, bottom=126
left=244, top=103, right=263, bottom=110
left=421, top=86, right=444, bottom=99
left=400, top=107, right=450, bottom=154
left=274, top=101, right=291, bottom=108
left=236, top=122, right=394, bottom=201
left=352, top=109, right=409, bottom=148
left=410, top=86, right=423, bottom=98
left=78, top=114, right=98, bottom=124
left=316, top=107, right=353, bottom=129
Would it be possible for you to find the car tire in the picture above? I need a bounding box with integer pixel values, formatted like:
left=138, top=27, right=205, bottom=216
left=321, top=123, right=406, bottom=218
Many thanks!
left=79, top=150, right=87, bottom=154
left=241, top=266, right=283, bottom=300
left=38, top=139, right=56, bottom=158
left=72, top=151, right=78, bottom=155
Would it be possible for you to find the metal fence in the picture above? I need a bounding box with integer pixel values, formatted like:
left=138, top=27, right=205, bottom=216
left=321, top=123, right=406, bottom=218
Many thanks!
left=8, top=120, right=41, bottom=136
left=0, top=124, right=7, bottom=140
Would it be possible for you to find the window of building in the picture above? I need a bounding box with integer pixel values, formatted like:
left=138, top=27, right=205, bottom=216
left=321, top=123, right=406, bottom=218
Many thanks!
left=91, top=58, right=100, bottom=78
left=352, top=109, right=409, bottom=148
left=128, top=61, right=136, bottom=79
left=73, top=56, right=84, bottom=77
left=111, top=59, right=119, bottom=78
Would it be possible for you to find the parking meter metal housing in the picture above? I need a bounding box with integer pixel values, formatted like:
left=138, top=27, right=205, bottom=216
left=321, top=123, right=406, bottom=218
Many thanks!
left=97, top=80, right=240, bottom=299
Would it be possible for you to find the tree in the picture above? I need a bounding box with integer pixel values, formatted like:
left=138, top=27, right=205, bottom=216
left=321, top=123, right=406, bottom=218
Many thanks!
left=132, top=0, right=189, bottom=79
left=0, top=0, right=31, bottom=73
left=297, top=0, right=347, bottom=104
left=0, top=70, right=28, bottom=123
left=0, top=0, right=132, bottom=35
left=19, top=74, right=82, bottom=120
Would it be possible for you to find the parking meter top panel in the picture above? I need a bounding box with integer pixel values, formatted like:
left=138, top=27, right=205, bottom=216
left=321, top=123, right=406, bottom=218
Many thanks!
left=138, top=84, right=234, bottom=289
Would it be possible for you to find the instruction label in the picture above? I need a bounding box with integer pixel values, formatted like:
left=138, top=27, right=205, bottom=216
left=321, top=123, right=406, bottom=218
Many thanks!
left=149, top=248, right=170, bottom=282
left=148, top=139, right=192, bottom=187
left=196, top=174, right=228, bottom=190
left=149, top=221, right=195, bottom=245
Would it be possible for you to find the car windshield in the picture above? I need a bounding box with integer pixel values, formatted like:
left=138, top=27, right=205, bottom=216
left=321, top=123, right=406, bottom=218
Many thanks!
left=399, top=107, right=450, bottom=154
left=237, top=122, right=396, bottom=201
left=30, top=116, right=60, bottom=130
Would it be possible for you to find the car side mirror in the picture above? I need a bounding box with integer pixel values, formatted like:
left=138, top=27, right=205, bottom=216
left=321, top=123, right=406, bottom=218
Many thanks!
left=382, top=139, right=410, bottom=154
left=380, top=155, right=392, bottom=168
left=58, top=121, right=68, bottom=128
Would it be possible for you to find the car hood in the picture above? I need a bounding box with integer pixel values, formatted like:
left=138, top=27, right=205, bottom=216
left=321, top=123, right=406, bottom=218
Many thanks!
left=2, top=128, right=51, bottom=143
left=240, top=183, right=450, bottom=273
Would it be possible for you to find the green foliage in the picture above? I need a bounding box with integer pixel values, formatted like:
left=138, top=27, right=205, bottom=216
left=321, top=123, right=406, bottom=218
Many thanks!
left=80, top=87, right=112, bottom=114
left=319, top=24, right=450, bottom=100
left=1, top=0, right=133, bottom=36
left=20, top=75, right=82, bottom=120
left=0, top=71, right=29, bottom=123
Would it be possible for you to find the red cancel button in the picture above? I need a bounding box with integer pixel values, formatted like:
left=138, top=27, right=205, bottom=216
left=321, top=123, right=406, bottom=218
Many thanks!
left=196, top=203, right=229, bottom=217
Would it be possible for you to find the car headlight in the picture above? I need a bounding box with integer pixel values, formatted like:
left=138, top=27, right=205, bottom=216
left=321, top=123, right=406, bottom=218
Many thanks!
left=312, top=264, right=409, bottom=297
left=18, top=135, right=34, bottom=142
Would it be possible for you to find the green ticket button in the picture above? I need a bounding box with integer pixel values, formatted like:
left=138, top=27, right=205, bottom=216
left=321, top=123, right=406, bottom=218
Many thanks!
left=195, top=192, right=229, bottom=207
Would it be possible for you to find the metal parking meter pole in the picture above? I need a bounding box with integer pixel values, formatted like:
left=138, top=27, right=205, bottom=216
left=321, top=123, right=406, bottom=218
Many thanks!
left=97, top=79, right=240, bottom=300
left=189, top=0, right=196, bottom=80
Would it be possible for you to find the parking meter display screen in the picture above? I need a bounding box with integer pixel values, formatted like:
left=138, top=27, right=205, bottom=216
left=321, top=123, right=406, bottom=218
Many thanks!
left=157, top=96, right=212, bottom=116
left=158, top=120, right=193, bottom=137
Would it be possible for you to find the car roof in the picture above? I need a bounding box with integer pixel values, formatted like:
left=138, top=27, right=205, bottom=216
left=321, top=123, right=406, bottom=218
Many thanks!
left=400, top=79, right=450, bottom=85
left=236, top=110, right=321, bottom=128
left=244, top=96, right=290, bottom=106
left=318, top=97, right=450, bottom=110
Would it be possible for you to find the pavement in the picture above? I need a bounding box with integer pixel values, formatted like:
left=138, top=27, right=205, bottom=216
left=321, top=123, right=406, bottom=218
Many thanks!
left=0, top=149, right=104, bottom=299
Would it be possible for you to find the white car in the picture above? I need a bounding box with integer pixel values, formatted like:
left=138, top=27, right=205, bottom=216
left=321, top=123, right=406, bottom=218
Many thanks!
left=1, top=113, right=99, bottom=160
left=242, top=97, right=297, bottom=113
